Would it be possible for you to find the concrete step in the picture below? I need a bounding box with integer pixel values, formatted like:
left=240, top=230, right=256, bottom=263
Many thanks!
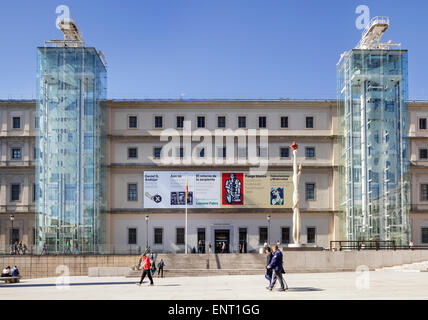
left=126, top=269, right=266, bottom=278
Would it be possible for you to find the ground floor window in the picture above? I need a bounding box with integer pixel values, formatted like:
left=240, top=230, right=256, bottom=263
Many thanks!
left=307, top=227, right=316, bottom=244
left=281, top=227, right=290, bottom=244
left=259, top=227, right=268, bottom=244
left=11, top=228, right=19, bottom=244
left=421, top=184, right=428, bottom=201
left=422, top=227, right=428, bottom=244
left=154, top=228, right=163, bottom=244
left=176, top=227, right=185, bottom=245
left=128, top=228, right=137, bottom=245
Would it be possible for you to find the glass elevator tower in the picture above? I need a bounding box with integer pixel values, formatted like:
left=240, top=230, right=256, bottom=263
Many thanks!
left=337, top=17, right=410, bottom=245
left=35, top=19, right=107, bottom=253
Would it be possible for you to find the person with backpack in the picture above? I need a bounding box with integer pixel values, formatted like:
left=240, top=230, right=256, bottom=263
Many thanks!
left=157, top=259, right=165, bottom=278
left=136, top=253, right=154, bottom=286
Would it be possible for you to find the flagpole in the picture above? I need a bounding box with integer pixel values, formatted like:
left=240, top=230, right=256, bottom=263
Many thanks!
left=185, top=176, right=188, bottom=254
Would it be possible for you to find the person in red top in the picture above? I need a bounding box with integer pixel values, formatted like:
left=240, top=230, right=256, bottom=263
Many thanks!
left=136, top=254, right=154, bottom=286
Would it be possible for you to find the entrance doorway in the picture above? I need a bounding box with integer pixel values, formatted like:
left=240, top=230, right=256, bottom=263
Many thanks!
left=197, top=228, right=206, bottom=253
left=239, top=228, right=247, bottom=253
left=215, top=229, right=230, bottom=253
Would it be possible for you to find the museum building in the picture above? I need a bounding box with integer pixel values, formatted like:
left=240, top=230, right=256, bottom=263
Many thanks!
left=0, top=17, right=427, bottom=253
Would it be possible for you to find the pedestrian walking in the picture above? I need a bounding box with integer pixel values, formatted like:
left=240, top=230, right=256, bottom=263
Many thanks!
left=221, top=242, right=226, bottom=253
left=73, top=242, right=80, bottom=255
left=208, top=242, right=212, bottom=253
left=267, top=245, right=287, bottom=291
left=198, top=240, right=203, bottom=253
left=264, top=247, right=273, bottom=288
left=41, top=242, right=48, bottom=255
left=157, top=259, right=165, bottom=278
left=151, top=258, right=156, bottom=276
left=17, top=241, right=23, bottom=255
left=136, top=253, right=154, bottom=286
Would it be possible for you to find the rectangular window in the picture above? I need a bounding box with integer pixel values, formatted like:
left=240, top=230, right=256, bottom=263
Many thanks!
left=217, top=116, right=226, bottom=128
left=153, top=147, right=162, bottom=159
left=11, top=148, right=21, bottom=160
left=281, top=116, right=288, bottom=128
left=258, top=116, right=267, bottom=128
left=128, top=228, right=137, bottom=245
left=238, top=116, right=246, bottom=128
left=33, top=147, right=37, bottom=159
left=307, top=227, right=316, bottom=244
left=128, top=148, right=138, bottom=159
left=280, top=147, right=289, bottom=158
left=305, top=183, right=315, bottom=200
left=305, top=147, right=315, bottom=158
left=176, top=227, right=185, bottom=245
left=127, top=184, right=138, bottom=201
left=420, top=149, right=428, bottom=160
left=306, top=116, right=314, bottom=128
left=33, top=183, right=36, bottom=202
left=197, top=116, right=205, bottom=128
left=259, top=227, right=268, bottom=244
left=128, top=116, right=138, bottom=128
left=422, top=228, right=428, bottom=244
left=420, top=184, right=428, bottom=201
left=154, top=228, right=163, bottom=244
left=154, top=116, right=163, bottom=128
left=11, top=229, right=19, bottom=244
left=11, top=184, right=20, bottom=201
left=176, top=116, right=184, bottom=128
left=281, top=227, right=290, bottom=244
left=179, top=147, right=184, bottom=158
left=420, top=118, right=427, bottom=130
left=12, top=117, right=21, bottom=129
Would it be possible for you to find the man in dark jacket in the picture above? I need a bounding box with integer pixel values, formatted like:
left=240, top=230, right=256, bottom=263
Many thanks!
left=267, top=245, right=287, bottom=291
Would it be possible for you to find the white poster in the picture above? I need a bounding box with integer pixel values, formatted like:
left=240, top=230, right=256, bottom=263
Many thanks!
left=144, top=171, right=220, bottom=208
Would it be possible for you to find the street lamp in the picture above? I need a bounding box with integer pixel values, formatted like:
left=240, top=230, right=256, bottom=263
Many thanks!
left=267, top=214, right=271, bottom=245
left=10, top=213, right=15, bottom=249
left=145, top=215, right=149, bottom=251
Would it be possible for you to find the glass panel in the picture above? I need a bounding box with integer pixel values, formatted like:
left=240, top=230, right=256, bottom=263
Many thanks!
left=338, top=49, right=410, bottom=245
left=36, top=47, right=107, bottom=254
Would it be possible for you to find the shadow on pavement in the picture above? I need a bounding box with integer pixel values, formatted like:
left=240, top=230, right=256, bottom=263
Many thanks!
left=287, top=287, right=324, bottom=292
left=0, top=281, right=180, bottom=288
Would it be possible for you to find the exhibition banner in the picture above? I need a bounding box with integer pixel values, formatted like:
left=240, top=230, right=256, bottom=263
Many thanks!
left=221, top=172, right=293, bottom=208
left=144, top=171, right=292, bottom=209
left=144, top=171, right=221, bottom=208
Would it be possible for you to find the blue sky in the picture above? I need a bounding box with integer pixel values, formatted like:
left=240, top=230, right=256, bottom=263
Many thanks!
left=0, top=0, right=427, bottom=100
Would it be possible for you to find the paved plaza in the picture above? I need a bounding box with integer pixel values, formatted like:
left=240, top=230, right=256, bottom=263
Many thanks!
left=0, top=271, right=428, bottom=300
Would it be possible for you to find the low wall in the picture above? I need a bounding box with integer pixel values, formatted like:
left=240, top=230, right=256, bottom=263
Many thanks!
left=1, top=250, right=428, bottom=279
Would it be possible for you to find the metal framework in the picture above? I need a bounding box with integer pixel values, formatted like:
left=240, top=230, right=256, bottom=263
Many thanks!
left=45, top=18, right=85, bottom=48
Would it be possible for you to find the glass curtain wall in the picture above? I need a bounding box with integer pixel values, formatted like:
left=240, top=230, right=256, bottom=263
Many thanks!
left=338, top=49, right=410, bottom=245
left=36, top=46, right=107, bottom=254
